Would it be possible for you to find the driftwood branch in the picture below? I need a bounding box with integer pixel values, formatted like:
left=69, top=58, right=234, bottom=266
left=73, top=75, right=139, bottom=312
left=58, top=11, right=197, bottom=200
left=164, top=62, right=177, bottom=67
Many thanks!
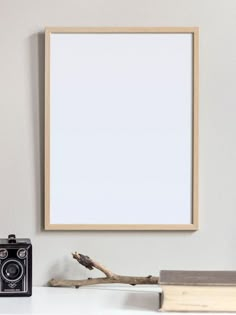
left=72, top=252, right=115, bottom=278
left=48, top=252, right=159, bottom=288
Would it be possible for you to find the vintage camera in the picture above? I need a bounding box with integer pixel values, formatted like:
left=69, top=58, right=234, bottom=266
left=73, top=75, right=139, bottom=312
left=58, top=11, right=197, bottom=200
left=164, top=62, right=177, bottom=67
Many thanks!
left=0, top=235, right=32, bottom=297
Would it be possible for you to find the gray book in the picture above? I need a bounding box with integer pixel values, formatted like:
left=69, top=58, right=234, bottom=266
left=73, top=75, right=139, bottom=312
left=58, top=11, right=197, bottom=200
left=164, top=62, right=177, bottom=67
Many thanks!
left=160, top=270, right=236, bottom=286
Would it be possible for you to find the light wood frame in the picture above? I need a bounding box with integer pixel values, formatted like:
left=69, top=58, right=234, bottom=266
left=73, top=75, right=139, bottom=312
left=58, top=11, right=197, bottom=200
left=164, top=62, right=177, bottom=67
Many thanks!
left=45, top=27, right=199, bottom=231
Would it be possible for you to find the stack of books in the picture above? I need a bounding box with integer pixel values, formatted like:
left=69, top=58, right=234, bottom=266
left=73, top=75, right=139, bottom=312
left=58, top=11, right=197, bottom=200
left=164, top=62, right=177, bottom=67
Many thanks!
left=159, top=270, right=236, bottom=312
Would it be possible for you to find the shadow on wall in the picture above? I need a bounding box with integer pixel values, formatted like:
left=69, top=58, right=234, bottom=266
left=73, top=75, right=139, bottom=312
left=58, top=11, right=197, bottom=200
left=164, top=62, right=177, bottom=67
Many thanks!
left=29, top=32, right=45, bottom=234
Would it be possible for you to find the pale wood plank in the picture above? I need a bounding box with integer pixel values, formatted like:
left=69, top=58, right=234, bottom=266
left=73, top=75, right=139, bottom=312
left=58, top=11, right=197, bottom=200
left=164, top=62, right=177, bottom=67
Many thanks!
left=161, top=285, right=236, bottom=312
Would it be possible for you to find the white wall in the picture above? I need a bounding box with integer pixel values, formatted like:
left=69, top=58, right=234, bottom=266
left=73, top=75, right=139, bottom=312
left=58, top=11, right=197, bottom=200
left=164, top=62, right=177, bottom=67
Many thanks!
left=0, top=0, right=236, bottom=286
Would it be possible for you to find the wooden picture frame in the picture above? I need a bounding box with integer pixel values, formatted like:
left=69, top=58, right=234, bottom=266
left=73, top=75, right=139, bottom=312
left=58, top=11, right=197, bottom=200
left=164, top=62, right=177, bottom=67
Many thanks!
left=45, top=27, right=199, bottom=230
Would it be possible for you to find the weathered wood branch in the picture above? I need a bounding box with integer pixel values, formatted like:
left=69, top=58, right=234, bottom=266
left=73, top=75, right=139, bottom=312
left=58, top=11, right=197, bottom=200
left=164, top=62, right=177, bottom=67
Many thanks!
left=48, top=252, right=159, bottom=288
left=72, top=252, right=115, bottom=278
left=49, top=275, right=159, bottom=288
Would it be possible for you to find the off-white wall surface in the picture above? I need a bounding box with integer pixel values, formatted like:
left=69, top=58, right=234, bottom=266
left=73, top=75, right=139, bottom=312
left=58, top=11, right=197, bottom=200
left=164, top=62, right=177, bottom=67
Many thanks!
left=0, top=0, right=236, bottom=286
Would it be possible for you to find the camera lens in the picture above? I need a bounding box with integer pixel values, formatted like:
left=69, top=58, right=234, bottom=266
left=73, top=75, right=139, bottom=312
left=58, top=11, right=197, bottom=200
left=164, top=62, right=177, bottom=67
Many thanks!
left=1, top=259, right=23, bottom=282
left=6, top=263, right=20, bottom=278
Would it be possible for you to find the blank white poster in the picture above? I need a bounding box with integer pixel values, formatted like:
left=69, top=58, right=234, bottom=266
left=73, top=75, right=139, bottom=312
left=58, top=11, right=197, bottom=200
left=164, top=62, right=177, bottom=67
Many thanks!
left=49, top=32, right=193, bottom=226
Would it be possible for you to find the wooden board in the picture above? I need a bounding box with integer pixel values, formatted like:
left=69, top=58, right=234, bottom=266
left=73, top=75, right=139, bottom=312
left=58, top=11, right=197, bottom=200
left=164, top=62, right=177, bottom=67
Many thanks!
left=160, top=285, right=236, bottom=312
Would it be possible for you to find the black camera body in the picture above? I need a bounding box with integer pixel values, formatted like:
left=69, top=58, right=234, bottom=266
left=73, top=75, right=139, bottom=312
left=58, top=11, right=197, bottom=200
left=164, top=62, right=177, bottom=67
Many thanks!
left=0, top=235, right=32, bottom=297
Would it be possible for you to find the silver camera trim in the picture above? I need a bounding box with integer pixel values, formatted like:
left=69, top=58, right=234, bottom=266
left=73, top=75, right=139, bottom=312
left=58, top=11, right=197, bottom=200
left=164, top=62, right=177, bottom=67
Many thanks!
left=0, top=248, right=8, bottom=260
left=17, top=248, right=28, bottom=259
left=0, top=259, right=24, bottom=283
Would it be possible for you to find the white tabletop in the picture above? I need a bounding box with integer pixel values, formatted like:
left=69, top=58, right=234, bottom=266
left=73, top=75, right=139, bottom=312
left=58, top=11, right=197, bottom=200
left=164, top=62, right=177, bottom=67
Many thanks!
left=0, top=286, right=234, bottom=315
left=0, top=285, right=161, bottom=315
